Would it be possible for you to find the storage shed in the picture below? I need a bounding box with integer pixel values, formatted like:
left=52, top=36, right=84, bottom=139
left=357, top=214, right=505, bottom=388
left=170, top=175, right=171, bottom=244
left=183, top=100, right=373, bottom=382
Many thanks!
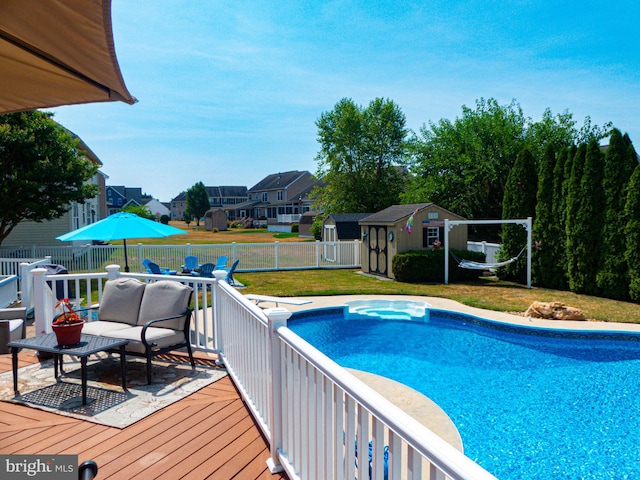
left=204, top=208, right=228, bottom=231
left=359, top=203, right=467, bottom=279
left=322, top=213, right=372, bottom=242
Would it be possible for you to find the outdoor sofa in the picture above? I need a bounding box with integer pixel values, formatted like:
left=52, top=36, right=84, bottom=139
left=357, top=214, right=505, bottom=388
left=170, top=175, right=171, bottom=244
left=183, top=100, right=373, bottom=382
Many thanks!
left=78, top=277, right=195, bottom=384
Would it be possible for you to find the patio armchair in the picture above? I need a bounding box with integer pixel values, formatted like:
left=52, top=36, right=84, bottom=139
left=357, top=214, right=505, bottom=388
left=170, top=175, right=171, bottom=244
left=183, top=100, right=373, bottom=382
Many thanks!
left=0, top=307, right=27, bottom=354
left=80, top=278, right=195, bottom=384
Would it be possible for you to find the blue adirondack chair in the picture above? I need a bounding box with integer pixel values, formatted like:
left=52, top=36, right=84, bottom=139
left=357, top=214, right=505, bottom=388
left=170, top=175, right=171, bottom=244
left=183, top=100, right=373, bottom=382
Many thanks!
left=214, top=255, right=228, bottom=271
left=194, top=263, right=215, bottom=278
left=225, top=259, right=240, bottom=286
left=183, top=255, right=199, bottom=273
left=147, top=261, right=177, bottom=275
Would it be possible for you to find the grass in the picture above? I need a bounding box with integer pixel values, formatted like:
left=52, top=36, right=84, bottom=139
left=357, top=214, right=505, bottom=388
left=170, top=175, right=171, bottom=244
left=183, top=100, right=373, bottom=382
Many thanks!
left=237, top=269, right=640, bottom=325
left=113, top=224, right=640, bottom=325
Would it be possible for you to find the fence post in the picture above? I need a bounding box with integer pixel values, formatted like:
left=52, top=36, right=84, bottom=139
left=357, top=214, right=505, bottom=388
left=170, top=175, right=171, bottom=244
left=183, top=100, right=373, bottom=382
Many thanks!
left=274, top=241, right=279, bottom=271
left=316, top=240, right=320, bottom=268
left=265, top=307, right=292, bottom=473
left=31, top=268, right=48, bottom=335
left=106, top=264, right=121, bottom=280
left=186, top=243, right=191, bottom=256
left=232, top=242, right=237, bottom=263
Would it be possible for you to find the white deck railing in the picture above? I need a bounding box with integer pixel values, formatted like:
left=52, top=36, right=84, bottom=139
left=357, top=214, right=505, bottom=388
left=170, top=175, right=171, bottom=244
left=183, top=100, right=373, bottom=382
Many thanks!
left=31, top=267, right=497, bottom=480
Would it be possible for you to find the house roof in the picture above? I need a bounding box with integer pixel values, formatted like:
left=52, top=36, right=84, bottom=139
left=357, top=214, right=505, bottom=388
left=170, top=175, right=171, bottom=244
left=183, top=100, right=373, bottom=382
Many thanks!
left=328, top=213, right=373, bottom=223
left=360, top=203, right=435, bottom=224
left=249, top=170, right=310, bottom=192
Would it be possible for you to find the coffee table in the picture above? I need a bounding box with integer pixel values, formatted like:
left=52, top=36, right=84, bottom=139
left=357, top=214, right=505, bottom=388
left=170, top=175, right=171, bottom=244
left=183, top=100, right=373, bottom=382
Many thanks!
left=8, top=333, right=129, bottom=405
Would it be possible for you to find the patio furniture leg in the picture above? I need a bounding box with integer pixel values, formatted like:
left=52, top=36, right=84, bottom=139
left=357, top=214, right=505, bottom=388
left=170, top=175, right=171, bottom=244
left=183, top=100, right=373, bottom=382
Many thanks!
left=146, top=354, right=152, bottom=385
left=119, top=345, right=127, bottom=391
left=11, top=346, right=18, bottom=395
left=81, top=356, right=88, bottom=405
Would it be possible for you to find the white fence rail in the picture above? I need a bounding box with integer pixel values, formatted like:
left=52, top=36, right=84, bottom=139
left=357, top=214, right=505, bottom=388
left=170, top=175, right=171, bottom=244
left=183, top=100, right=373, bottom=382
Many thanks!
left=1, top=241, right=361, bottom=274
left=466, top=241, right=501, bottom=264
left=31, top=267, right=497, bottom=480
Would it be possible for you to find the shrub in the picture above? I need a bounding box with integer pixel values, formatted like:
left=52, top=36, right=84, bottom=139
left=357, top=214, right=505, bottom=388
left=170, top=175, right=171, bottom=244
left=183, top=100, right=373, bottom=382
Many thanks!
left=392, top=249, right=485, bottom=283
left=160, top=214, right=170, bottom=225
left=291, top=222, right=299, bottom=233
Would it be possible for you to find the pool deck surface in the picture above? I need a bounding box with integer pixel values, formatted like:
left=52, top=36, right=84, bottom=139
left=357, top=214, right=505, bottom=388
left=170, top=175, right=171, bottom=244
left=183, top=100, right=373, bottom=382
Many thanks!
left=254, top=293, right=640, bottom=452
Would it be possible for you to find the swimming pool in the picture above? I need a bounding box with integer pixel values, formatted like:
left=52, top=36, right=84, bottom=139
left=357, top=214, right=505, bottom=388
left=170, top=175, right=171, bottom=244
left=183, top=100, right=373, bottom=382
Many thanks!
left=289, top=306, right=640, bottom=480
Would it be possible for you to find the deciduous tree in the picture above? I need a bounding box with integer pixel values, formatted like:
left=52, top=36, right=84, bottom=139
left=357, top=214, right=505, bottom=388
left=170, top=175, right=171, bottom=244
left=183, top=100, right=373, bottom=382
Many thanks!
left=186, top=182, right=210, bottom=227
left=314, top=98, right=409, bottom=213
left=0, top=111, right=98, bottom=245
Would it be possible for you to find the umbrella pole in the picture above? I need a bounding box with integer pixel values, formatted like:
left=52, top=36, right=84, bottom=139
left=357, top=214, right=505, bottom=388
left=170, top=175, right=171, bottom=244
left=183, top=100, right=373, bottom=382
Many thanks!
left=123, top=239, right=130, bottom=272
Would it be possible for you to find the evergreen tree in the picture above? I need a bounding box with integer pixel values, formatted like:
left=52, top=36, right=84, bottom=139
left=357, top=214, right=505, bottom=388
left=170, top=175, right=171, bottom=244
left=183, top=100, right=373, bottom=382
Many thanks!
left=532, top=145, right=561, bottom=287
left=551, top=147, right=569, bottom=289
left=625, top=163, right=640, bottom=301
left=500, top=146, right=538, bottom=282
left=565, top=144, right=586, bottom=292
left=568, top=140, right=604, bottom=294
left=596, top=129, right=635, bottom=299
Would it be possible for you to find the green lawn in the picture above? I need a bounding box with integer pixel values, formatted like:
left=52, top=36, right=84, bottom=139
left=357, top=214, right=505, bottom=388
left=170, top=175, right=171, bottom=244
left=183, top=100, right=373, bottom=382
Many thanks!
left=237, top=269, right=640, bottom=325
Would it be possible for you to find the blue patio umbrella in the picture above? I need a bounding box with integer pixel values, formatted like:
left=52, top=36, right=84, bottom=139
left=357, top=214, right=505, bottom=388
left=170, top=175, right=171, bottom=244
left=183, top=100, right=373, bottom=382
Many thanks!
left=56, top=212, right=187, bottom=272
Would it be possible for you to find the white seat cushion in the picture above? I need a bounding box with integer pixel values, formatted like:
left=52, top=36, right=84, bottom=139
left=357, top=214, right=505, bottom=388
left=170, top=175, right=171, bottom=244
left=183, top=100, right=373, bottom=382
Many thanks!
left=102, top=326, right=185, bottom=354
left=82, top=320, right=132, bottom=336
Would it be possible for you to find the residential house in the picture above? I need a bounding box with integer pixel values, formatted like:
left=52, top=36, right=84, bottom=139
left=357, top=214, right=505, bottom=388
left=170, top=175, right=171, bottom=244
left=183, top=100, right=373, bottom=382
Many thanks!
left=105, top=186, right=150, bottom=215
left=1, top=133, right=107, bottom=248
left=144, top=199, right=171, bottom=220
left=229, top=171, right=322, bottom=231
left=170, top=186, right=248, bottom=221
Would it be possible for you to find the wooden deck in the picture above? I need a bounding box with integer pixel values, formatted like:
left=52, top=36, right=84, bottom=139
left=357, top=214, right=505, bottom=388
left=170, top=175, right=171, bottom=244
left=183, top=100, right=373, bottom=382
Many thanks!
left=0, top=351, right=288, bottom=480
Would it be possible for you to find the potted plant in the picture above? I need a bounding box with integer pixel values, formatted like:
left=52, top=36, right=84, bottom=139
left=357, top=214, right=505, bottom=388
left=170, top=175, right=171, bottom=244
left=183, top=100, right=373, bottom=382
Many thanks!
left=52, top=298, right=84, bottom=346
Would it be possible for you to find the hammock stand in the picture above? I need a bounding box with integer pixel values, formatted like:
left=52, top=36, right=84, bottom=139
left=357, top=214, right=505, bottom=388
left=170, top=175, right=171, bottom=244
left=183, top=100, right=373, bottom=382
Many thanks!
left=444, top=217, right=532, bottom=288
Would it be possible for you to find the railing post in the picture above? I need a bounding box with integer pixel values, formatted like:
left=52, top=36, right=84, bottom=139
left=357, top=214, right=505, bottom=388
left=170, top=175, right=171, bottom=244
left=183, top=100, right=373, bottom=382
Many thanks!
left=315, top=240, right=320, bottom=268
left=87, top=244, right=93, bottom=273
left=186, top=243, right=191, bottom=256
left=265, top=307, right=292, bottom=473
left=106, top=264, right=121, bottom=280
left=31, top=267, right=48, bottom=335
left=212, top=270, right=227, bottom=353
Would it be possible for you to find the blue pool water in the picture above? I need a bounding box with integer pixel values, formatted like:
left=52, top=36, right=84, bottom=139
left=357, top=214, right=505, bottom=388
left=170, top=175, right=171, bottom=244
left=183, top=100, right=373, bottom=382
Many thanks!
left=289, top=307, right=640, bottom=480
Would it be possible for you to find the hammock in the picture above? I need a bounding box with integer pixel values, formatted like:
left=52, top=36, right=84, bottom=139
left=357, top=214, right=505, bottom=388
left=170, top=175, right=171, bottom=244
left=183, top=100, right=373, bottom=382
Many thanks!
left=454, top=246, right=527, bottom=271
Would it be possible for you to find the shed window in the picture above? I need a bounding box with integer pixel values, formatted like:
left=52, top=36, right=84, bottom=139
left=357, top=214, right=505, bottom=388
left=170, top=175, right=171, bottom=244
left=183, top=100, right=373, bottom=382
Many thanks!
left=423, top=227, right=442, bottom=247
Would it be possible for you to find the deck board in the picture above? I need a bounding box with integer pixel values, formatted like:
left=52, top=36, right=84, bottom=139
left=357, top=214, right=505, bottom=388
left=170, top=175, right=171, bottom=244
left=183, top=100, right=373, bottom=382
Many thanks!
left=0, top=351, right=288, bottom=480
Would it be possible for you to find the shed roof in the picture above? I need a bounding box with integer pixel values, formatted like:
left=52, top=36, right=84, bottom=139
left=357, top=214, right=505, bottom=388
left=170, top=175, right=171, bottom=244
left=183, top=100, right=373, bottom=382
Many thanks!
left=360, top=203, right=434, bottom=224
left=359, top=203, right=467, bottom=225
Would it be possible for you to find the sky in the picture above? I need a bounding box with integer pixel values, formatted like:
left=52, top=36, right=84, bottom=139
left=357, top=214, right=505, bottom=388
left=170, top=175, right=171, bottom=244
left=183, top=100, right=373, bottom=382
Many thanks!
left=49, top=0, right=640, bottom=202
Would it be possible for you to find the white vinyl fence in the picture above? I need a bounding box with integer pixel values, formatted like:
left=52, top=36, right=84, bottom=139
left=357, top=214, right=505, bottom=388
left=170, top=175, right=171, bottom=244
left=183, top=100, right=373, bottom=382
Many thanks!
left=31, top=266, right=497, bottom=480
left=1, top=241, right=361, bottom=274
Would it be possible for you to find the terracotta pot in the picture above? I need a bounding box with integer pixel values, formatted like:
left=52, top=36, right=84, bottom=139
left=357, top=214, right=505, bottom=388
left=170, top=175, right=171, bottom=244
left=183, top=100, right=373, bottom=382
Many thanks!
left=52, top=321, right=84, bottom=346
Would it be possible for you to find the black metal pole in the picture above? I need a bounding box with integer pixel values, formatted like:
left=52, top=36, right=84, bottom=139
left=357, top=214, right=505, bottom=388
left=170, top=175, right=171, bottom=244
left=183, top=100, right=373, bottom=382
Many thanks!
left=123, top=238, right=130, bottom=272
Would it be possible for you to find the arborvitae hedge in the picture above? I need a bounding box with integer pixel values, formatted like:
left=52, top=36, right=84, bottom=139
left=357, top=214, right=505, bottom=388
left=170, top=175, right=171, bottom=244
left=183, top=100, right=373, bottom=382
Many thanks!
left=597, top=129, right=634, bottom=299
left=500, top=146, right=538, bottom=282
left=532, top=145, right=564, bottom=288
left=565, top=144, right=586, bottom=292
left=626, top=162, right=640, bottom=300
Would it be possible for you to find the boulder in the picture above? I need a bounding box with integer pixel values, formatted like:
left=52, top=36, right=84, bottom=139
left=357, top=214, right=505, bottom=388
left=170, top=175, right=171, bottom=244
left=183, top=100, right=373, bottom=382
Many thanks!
left=525, top=301, right=586, bottom=321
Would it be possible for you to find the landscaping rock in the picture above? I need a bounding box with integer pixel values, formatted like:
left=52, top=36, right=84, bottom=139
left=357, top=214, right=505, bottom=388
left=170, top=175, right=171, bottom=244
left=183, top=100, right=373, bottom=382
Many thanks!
left=525, top=301, right=586, bottom=321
